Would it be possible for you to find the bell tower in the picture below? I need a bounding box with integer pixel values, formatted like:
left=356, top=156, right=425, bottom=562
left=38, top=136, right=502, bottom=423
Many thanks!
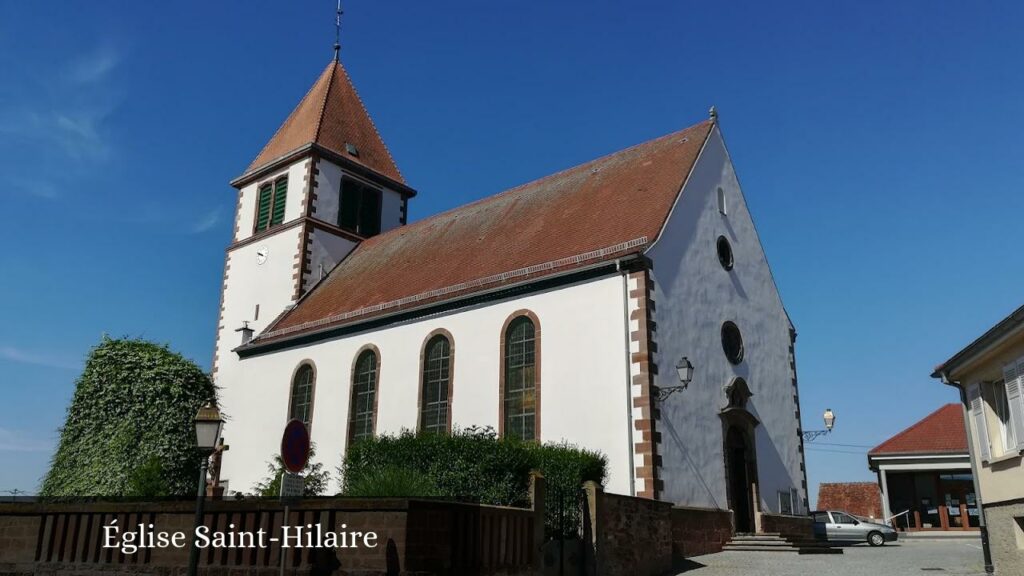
left=211, top=58, right=415, bottom=475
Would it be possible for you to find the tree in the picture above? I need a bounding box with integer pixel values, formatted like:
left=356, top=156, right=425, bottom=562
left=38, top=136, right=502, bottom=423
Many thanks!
left=40, top=337, right=217, bottom=497
left=253, top=444, right=329, bottom=497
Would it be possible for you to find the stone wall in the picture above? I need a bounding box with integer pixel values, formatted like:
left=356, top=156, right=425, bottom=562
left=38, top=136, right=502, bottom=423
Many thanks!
left=670, top=506, right=733, bottom=559
left=760, top=512, right=814, bottom=540
left=984, top=500, right=1024, bottom=575
left=583, top=484, right=673, bottom=576
left=582, top=483, right=735, bottom=575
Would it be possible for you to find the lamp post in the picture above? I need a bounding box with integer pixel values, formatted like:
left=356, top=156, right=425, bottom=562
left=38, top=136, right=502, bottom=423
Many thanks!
left=802, top=408, right=835, bottom=442
left=656, top=356, right=694, bottom=403
left=187, top=402, right=223, bottom=576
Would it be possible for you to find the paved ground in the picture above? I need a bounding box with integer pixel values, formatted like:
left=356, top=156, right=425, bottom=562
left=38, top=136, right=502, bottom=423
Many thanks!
left=678, top=539, right=987, bottom=575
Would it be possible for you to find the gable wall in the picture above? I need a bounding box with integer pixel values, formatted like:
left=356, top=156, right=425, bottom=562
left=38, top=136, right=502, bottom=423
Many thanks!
left=645, top=125, right=806, bottom=512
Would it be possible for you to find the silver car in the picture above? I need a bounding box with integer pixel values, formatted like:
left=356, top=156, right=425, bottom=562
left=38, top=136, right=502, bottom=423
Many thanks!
left=811, top=510, right=898, bottom=546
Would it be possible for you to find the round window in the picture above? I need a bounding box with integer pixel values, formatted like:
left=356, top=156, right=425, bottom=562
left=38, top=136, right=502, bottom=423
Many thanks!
left=717, top=236, right=734, bottom=270
left=721, top=321, right=744, bottom=364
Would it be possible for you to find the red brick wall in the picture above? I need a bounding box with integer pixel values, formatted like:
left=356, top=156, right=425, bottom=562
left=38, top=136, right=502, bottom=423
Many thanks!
left=670, top=506, right=733, bottom=559
left=816, top=482, right=883, bottom=520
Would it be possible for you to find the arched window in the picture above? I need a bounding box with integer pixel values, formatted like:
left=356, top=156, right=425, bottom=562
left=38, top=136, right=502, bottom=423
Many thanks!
left=289, top=363, right=315, bottom=427
left=348, top=348, right=378, bottom=445
left=420, top=333, right=453, bottom=434
left=503, top=314, right=538, bottom=441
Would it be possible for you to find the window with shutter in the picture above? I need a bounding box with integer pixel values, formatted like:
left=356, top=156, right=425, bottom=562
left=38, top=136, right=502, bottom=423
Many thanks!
left=968, top=383, right=992, bottom=463
left=1005, top=359, right=1024, bottom=451
left=270, top=178, right=287, bottom=226
left=255, top=184, right=273, bottom=231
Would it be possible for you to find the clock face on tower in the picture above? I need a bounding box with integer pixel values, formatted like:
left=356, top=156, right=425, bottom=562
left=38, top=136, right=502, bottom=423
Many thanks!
left=256, top=246, right=269, bottom=265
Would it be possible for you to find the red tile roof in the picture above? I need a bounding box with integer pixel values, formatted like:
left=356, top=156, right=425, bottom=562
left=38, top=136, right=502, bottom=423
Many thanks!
left=816, top=482, right=883, bottom=519
left=243, top=60, right=404, bottom=183
left=868, top=403, right=967, bottom=455
left=254, top=120, right=714, bottom=344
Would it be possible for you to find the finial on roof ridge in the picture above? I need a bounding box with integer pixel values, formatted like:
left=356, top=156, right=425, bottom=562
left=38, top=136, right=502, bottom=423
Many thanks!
left=709, top=105, right=718, bottom=122
left=333, top=0, right=343, bottom=62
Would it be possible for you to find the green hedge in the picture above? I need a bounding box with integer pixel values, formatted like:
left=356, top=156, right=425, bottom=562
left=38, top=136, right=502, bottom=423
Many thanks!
left=340, top=426, right=606, bottom=537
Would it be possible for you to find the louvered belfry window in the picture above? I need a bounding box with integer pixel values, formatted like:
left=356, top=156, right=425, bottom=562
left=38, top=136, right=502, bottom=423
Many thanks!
left=349, top=349, right=378, bottom=445
left=504, top=316, right=537, bottom=441
left=339, top=177, right=381, bottom=237
left=255, top=176, right=288, bottom=232
left=420, top=335, right=452, bottom=434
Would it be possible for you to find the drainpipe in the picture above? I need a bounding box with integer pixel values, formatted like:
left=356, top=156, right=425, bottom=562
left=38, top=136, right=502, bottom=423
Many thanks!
left=617, top=258, right=636, bottom=497
left=941, top=371, right=994, bottom=574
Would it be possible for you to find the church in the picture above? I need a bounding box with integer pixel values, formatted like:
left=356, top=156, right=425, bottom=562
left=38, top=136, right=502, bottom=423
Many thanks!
left=211, top=53, right=809, bottom=530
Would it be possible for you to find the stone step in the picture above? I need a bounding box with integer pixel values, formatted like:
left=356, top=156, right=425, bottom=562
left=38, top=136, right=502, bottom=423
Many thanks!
left=722, top=545, right=801, bottom=553
left=726, top=539, right=792, bottom=546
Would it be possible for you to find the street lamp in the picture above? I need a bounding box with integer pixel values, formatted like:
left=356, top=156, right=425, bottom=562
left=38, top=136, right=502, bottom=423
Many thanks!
left=188, top=402, right=223, bottom=576
left=803, top=408, right=836, bottom=442
left=657, top=356, right=695, bottom=403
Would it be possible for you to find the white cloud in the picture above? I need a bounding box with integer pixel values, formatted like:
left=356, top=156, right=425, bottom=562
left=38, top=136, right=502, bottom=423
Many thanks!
left=0, top=346, right=80, bottom=371
left=64, top=47, right=119, bottom=85
left=0, top=45, right=121, bottom=179
left=0, top=428, right=56, bottom=453
left=191, top=208, right=222, bottom=234
left=9, top=178, right=58, bottom=200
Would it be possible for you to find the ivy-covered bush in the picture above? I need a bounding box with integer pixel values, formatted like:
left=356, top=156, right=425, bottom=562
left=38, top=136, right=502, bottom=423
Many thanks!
left=340, top=427, right=606, bottom=535
left=40, top=337, right=217, bottom=497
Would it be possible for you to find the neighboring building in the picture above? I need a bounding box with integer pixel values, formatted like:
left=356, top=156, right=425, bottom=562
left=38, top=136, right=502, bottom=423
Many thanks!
left=212, top=54, right=809, bottom=531
left=867, top=404, right=976, bottom=532
left=816, top=482, right=883, bottom=522
left=933, top=304, right=1024, bottom=573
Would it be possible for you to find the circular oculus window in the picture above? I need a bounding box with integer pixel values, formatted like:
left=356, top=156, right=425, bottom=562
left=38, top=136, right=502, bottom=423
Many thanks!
left=721, top=321, right=744, bottom=364
left=717, top=236, right=734, bottom=270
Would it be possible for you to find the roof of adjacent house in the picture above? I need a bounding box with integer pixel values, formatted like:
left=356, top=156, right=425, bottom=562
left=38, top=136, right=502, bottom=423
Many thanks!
left=932, top=303, right=1024, bottom=379
left=240, top=60, right=404, bottom=184
left=868, top=403, right=967, bottom=456
left=251, top=119, right=714, bottom=346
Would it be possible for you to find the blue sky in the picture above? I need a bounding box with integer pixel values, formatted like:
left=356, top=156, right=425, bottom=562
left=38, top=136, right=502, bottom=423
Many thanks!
left=1, top=2, right=1022, bottom=504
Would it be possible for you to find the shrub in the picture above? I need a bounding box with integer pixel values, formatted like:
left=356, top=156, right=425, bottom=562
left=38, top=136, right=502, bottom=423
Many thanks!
left=344, top=466, right=440, bottom=498
left=252, top=444, right=329, bottom=497
left=340, top=426, right=606, bottom=536
left=41, top=337, right=217, bottom=497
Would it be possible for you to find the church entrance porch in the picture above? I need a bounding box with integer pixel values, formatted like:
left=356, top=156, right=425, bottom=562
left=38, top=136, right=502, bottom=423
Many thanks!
left=725, top=425, right=757, bottom=533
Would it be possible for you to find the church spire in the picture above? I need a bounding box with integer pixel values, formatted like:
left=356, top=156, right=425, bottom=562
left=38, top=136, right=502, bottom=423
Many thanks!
left=239, top=59, right=405, bottom=185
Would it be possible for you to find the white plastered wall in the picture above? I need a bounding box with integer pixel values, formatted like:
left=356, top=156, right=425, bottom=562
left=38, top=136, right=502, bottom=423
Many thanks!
left=220, top=275, right=633, bottom=496
left=646, top=125, right=805, bottom=513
